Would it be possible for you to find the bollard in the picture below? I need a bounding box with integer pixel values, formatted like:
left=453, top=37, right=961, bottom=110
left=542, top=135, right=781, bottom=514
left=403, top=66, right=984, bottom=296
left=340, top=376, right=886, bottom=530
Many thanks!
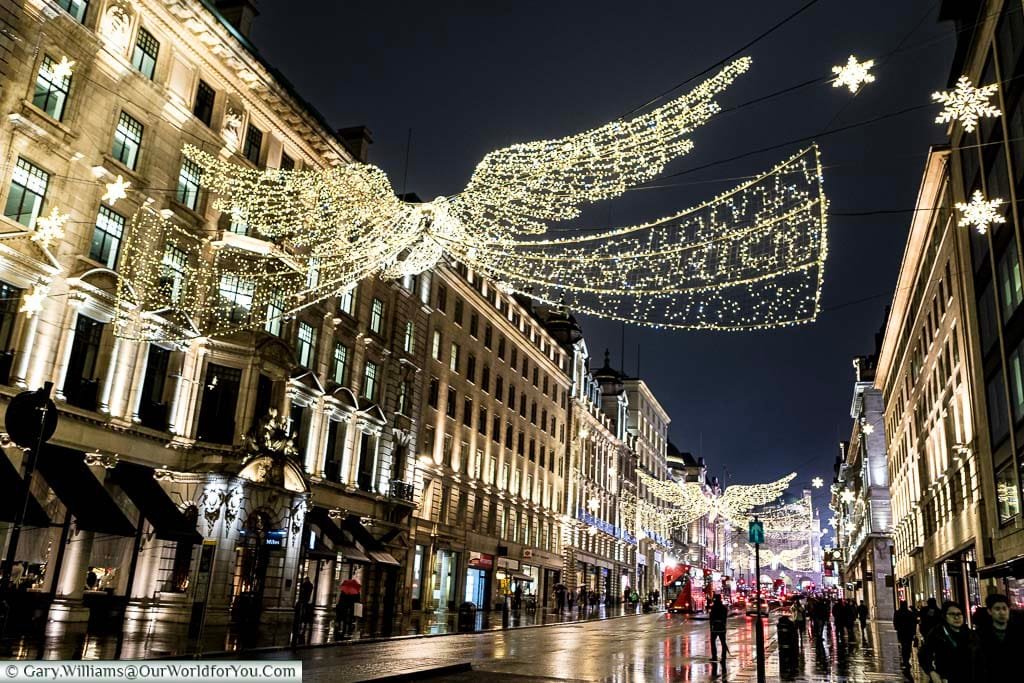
left=777, top=615, right=799, bottom=677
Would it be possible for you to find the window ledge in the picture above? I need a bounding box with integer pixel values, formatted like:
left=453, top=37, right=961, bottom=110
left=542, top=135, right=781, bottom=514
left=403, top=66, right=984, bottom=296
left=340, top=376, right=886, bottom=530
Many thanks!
left=101, top=153, right=146, bottom=186
left=167, top=200, right=205, bottom=226
left=18, top=100, right=77, bottom=141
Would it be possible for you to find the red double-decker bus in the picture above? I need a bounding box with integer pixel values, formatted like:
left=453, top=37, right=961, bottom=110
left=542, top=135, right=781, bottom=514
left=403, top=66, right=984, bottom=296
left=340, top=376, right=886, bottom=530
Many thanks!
left=664, top=564, right=707, bottom=613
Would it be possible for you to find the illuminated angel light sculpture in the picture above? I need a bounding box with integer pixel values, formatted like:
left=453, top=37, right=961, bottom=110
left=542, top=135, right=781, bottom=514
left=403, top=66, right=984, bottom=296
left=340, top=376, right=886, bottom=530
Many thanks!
left=114, top=56, right=829, bottom=340
left=635, top=470, right=797, bottom=531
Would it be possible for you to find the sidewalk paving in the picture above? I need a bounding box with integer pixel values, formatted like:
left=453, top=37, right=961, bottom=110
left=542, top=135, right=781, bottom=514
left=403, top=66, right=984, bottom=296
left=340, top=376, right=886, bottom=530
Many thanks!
left=0, top=603, right=647, bottom=660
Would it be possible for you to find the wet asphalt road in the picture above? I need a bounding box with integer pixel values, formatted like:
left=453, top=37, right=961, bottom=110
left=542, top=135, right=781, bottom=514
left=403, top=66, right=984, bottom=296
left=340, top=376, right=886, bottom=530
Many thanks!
left=251, top=612, right=910, bottom=682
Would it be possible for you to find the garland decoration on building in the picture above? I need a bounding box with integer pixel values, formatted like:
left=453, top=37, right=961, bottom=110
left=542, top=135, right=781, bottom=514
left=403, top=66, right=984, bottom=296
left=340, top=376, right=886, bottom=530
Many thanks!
left=114, top=57, right=829, bottom=340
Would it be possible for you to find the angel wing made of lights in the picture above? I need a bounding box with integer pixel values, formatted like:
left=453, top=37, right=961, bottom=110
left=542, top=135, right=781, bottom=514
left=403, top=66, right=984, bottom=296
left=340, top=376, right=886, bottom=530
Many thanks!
left=635, top=470, right=796, bottom=531
left=113, top=56, right=828, bottom=340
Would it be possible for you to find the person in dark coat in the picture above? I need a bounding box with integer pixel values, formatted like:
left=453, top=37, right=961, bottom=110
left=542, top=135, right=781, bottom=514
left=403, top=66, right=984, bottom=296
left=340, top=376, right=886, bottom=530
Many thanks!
left=709, top=594, right=729, bottom=661
left=832, top=600, right=847, bottom=643
left=976, top=593, right=1022, bottom=681
left=857, top=600, right=868, bottom=632
left=918, top=601, right=978, bottom=683
left=919, top=597, right=941, bottom=638
left=893, top=600, right=918, bottom=669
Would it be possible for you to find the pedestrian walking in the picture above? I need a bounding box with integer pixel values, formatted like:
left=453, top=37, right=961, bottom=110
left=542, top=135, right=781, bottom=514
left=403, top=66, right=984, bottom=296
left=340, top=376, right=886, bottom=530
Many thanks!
left=709, top=594, right=729, bottom=662
left=919, top=597, right=941, bottom=638
left=791, top=599, right=806, bottom=641
left=893, top=600, right=917, bottom=670
left=918, top=601, right=978, bottom=683
left=832, top=599, right=847, bottom=643
left=976, top=593, right=1021, bottom=680
left=857, top=600, right=868, bottom=632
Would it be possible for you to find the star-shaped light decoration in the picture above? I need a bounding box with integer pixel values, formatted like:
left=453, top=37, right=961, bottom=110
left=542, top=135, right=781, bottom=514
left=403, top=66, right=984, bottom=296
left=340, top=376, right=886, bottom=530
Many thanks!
left=19, top=284, right=49, bottom=318
left=840, top=490, right=855, bottom=504
left=832, top=55, right=875, bottom=94
left=933, top=75, right=1001, bottom=133
left=861, top=422, right=875, bottom=435
left=50, top=56, right=75, bottom=81
left=102, top=175, right=131, bottom=206
left=31, top=207, right=69, bottom=249
left=956, top=190, right=1006, bottom=235
left=812, top=477, right=824, bottom=489
left=828, top=517, right=837, bottom=527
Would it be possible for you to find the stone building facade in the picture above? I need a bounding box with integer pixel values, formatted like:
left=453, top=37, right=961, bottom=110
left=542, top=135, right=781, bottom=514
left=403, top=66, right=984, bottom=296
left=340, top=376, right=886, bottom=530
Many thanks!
left=874, top=146, right=986, bottom=615
left=0, top=0, right=422, bottom=636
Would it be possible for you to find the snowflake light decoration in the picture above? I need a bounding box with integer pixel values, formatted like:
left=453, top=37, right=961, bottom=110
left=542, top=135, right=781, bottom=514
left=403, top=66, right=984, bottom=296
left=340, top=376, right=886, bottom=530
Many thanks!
left=31, top=207, right=69, bottom=249
left=956, top=190, right=1006, bottom=235
left=832, top=55, right=875, bottom=94
left=19, top=284, right=49, bottom=318
left=50, top=56, right=75, bottom=81
left=933, top=75, right=1001, bottom=133
left=861, top=422, right=875, bottom=435
left=812, top=477, right=824, bottom=489
left=828, top=516, right=837, bottom=528
left=102, top=175, right=131, bottom=205
left=840, top=490, right=855, bottom=504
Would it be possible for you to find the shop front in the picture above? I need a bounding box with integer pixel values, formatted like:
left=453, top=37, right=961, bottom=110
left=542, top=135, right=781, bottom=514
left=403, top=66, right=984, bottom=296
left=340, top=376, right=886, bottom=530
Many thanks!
left=465, top=551, right=493, bottom=609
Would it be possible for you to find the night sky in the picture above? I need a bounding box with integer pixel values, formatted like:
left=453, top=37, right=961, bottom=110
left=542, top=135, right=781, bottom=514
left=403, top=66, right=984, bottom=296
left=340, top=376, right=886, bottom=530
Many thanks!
left=251, top=0, right=953, bottom=524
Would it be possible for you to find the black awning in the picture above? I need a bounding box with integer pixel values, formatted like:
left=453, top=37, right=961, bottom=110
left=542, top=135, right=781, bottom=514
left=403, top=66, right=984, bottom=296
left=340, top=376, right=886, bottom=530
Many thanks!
left=35, top=445, right=135, bottom=537
left=978, top=554, right=1024, bottom=579
left=308, top=507, right=348, bottom=547
left=0, top=453, right=50, bottom=527
left=111, top=462, right=202, bottom=544
left=342, top=514, right=379, bottom=549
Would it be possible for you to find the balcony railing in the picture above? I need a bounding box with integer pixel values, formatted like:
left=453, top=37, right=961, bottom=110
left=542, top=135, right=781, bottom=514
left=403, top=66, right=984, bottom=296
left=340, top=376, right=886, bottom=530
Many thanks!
left=389, top=479, right=415, bottom=502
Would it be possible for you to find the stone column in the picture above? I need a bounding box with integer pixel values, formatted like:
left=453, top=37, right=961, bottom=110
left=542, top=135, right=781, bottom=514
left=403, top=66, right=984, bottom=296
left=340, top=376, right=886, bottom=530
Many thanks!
left=49, top=528, right=94, bottom=623
left=51, top=297, right=84, bottom=401
left=129, top=341, right=151, bottom=422
left=304, top=404, right=324, bottom=477
left=98, top=334, right=123, bottom=413
left=10, top=309, right=40, bottom=388
left=165, top=351, right=187, bottom=434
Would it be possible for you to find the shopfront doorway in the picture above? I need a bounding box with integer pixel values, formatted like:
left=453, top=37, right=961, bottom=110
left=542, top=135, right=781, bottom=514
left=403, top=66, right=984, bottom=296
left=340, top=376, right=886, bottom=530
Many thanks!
left=232, top=511, right=285, bottom=623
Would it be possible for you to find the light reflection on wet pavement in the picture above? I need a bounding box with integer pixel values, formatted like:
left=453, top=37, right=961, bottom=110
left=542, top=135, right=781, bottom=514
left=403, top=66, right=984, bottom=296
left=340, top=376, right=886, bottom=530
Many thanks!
left=252, top=612, right=914, bottom=682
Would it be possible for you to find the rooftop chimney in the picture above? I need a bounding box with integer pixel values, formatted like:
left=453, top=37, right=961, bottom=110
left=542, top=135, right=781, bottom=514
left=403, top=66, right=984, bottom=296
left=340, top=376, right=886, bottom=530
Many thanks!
left=213, top=0, right=259, bottom=39
left=337, top=126, right=373, bottom=163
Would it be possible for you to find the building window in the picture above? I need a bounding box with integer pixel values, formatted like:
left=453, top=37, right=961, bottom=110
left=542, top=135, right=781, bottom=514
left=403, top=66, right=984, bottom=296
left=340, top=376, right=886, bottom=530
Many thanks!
left=193, top=80, right=215, bottom=126
left=484, top=324, right=493, bottom=349
left=466, top=354, right=476, bottom=383
left=4, top=158, right=49, bottom=227
left=218, top=273, right=253, bottom=323
left=243, top=124, right=263, bottom=165
left=339, top=286, right=356, bottom=315
left=505, top=422, right=513, bottom=449
left=450, top=343, right=459, bottom=372
left=462, top=397, right=472, bottom=426
left=362, top=360, right=379, bottom=400
left=498, top=336, right=506, bottom=360
left=33, top=55, right=71, bottom=120
left=296, top=321, right=316, bottom=367
left=482, top=365, right=490, bottom=393
left=403, top=320, right=415, bottom=353
left=469, top=312, right=478, bottom=338
left=432, top=330, right=442, bottom=360
left=333, top=344, right=349, bottom=384
left=111, top=111, right=144, bottom=170
left=398, top=378, right=412, bottom=415
left=997, top=238, right=1023, bottom=320
left=56, top=0, right=88, bottom=22
left=0, top=281, right=22, bottom=378
left=176, top=157, right=202, bottom=210
left=446, top=387, right=457, bottom=419
left=280, top=152, right=295, bottom=171
left=996, top=461, right=1021, bottom=525
left=159, top=245, right=187, bottom=304
left=436, top=283, right=447, bottom=313
left=131, top=27, right=159, bottom=79
left=987, top=369, right=1011, bottom=445
left=264, top=294, right=284, bottom=335
left=196, top=364, right=241, bottom=444
left=478, top=407, right=487, bottom=434
left=370, top=297, right=384, bottom=335
left=305, top=257, right=320, bottom=289
left=495, top=376, right=504, bottom=402
left=454, top=298, right=463, bottom=325
left=63, top=314, right=104, bottom=410
left=492, top=416, right=500, bottom=443
left=428, top=376, right=439, bottom=408
left=1010, top=339, right=1024, bottom=423
left=90, top=206, right=125, bottom=268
